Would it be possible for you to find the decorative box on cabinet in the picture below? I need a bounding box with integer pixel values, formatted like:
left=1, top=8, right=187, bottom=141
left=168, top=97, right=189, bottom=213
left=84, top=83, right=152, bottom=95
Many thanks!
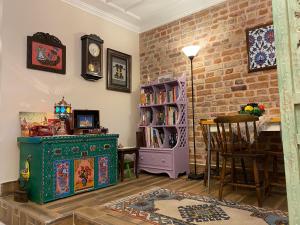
left=138, top=75, right=189, bottom=178
left=17, top=134, right=118, bottom=204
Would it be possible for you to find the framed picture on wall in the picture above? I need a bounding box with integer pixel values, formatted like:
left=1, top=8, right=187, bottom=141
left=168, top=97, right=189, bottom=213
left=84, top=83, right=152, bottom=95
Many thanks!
left=27, top=32, right=66, bottom=74
left=106, top=48, right=131, bottom=93
left=246, top=23, right=277, bottom=73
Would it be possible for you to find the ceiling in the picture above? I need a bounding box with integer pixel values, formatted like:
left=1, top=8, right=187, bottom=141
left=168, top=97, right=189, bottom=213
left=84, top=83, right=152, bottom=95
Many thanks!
left=61, top=0, right=226, bottom=33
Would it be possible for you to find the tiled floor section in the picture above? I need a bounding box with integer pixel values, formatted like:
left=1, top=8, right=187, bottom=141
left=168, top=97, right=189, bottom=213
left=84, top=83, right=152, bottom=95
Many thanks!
left=0, top=173, right=287, bottom=225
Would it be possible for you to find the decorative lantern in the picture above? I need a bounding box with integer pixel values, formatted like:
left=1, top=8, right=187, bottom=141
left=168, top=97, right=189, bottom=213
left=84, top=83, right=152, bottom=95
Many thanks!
left=54, top=97, right=72, bottom=119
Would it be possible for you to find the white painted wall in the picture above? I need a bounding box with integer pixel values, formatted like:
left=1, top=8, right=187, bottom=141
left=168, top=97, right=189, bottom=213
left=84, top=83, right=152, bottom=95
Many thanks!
left=0, top=0, right=140, bottom=183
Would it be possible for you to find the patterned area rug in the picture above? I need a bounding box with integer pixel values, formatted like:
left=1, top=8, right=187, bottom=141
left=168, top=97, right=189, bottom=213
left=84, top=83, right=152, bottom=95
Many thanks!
left=104, top=187, right=288, bottom=225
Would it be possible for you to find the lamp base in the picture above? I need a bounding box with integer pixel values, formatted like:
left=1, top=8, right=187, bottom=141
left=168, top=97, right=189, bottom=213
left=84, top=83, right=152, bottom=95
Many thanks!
left=188, top=173, right=204, bottom=180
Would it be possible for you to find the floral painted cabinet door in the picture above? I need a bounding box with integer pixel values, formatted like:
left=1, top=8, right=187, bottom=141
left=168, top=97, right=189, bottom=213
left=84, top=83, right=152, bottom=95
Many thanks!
left=273, top=0, right=300, bottom=224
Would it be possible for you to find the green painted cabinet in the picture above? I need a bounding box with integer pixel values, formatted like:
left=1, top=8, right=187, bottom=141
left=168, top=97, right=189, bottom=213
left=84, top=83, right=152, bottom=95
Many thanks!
left=18, top=134, right=119, bottom=204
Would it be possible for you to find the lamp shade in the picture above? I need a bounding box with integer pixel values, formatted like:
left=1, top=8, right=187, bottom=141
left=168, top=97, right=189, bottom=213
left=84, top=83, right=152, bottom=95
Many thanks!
left=182, top=45, right=201, bottom=58
left=54, top=97, right=71, bottom=119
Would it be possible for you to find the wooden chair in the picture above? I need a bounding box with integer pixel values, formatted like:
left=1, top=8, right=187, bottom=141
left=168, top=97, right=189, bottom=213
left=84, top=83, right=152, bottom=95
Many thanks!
left=199, top=120, right=220, bottom=186
left=264, top=150, right=286, bottom=194
left=214, top=115, right=266, bottom=207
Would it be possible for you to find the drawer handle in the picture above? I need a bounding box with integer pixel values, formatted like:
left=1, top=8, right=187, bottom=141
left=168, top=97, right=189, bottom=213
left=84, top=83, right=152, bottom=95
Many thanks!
left=140, top=157, right=144, bottom=160
left=81, top=151, right=88, bottom=157
left=90, top=145, right=96, bottom=151
left=161, top=159, right=166, bottom=163
left=103, top=144, right=111, bottom=149
left=72, top=147, right=79, bottom=153
left=54, top=149, right=62, bottom=155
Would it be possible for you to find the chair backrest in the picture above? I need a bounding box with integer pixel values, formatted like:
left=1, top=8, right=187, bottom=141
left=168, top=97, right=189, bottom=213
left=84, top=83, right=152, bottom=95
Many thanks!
left=199, top=119, right=219, bottom=152
left=214, top=115, right=259, bottom=154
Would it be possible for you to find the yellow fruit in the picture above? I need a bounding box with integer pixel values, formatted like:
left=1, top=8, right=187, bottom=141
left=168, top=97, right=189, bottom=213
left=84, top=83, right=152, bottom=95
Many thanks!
left=244, top=105, right=254, bottom=112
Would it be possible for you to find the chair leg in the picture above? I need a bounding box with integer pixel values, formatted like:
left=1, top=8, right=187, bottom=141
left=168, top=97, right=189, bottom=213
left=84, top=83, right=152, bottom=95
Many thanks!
left=204, top=152, right=208, bottom=186
left=264, top=155, right=270, bottom=196
left=253, top=159, right=262, bottom=207
left=216, top=151, right=220, bottom=176
left=241, top=158, right=248, bottom=184
left=273, top=156, right=278, bottom=182
left=231, top=158, right=236, bottom=190
left=219, top=157, right=227, bottom=201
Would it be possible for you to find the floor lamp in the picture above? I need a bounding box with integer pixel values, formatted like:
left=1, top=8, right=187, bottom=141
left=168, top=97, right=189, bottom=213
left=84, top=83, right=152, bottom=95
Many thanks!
left=182, top=45, right=204, bottom=180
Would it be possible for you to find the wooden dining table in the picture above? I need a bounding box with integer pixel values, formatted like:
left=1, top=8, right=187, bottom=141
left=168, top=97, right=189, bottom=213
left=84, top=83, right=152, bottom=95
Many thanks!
left=199, top=117, right=281, bottom=193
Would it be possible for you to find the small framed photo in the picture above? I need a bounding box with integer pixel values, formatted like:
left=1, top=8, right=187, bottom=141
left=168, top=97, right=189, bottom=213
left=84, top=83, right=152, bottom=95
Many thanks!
left=27, top=32, right=66, bottom=74
left=107, top=48, right=131, bottom=93
left=246, top=23, right=276, bottom=73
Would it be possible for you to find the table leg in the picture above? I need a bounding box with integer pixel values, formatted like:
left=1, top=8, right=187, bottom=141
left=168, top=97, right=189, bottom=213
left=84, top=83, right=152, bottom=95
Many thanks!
left=120, top=153, right=125, bottom=182
left=135, top=151, right=139, bottom=178
left=207, top=125, right=211, bottom=193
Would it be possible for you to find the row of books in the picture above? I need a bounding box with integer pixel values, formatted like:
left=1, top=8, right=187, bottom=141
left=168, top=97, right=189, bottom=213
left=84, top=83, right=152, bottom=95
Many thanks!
left=145, top=127, right=164, bottom=148
left=166, top=107, right=178, bottom=125
left=140, top=110, right=152, bottom=126
left=140, top=108, right=179, bottom=126
left=167, top=86, right=179, bottom=103
left=154, top=90, right=166, bottom=104
left=140, top=87, right=179, bottom=106
left=140, top=89, right=153, bottom=106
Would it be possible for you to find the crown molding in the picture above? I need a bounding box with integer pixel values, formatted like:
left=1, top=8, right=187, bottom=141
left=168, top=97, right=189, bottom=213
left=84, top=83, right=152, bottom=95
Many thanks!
left=61, top=0, right=141, bottom=33
left=140, top=0, right=226, bottom=32
left=98, top=0, right=141, bottom=21
left=61, top=0, right=226, bottom=34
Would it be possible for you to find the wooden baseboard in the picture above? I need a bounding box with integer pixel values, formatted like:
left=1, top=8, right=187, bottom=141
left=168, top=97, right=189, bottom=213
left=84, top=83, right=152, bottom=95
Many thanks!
left=0, top=180, right=19, bottom=197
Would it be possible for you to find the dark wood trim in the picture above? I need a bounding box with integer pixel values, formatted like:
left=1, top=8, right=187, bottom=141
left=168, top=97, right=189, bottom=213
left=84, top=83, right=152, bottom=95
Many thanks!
left=106, top=48, right=132, bottom=93
left=27, top=32, right=66, bottom=74
left=245, top=22, right=277, bottom=73
left=81, top=34, right=104, bottom=81
left=0, top=180, right=19, bottom=197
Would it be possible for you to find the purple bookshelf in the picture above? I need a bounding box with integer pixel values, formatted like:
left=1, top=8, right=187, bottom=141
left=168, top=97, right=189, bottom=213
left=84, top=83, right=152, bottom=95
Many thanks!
left=138, top=75, right=189, bottom=179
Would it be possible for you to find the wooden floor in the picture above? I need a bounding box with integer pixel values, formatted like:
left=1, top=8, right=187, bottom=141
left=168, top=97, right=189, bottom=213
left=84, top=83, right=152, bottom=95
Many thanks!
left=1, top=172, right=287, bottom=225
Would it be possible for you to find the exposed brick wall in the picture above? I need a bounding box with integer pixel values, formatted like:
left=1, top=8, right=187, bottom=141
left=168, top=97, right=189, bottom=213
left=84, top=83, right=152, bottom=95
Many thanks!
left=139, top=0, right=280, bottom=171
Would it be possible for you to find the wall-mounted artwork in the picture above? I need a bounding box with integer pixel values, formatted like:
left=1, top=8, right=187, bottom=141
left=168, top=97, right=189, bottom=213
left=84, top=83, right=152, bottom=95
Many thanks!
left=107, top=48, right=131, bottom=93
left=27, top=32, right=66, bottom=74
left=54, top=160, right=70, bottom=197
left=246, top=23, right=276, bottom=72
left=19, top=112, right=49, bottom=137
left=74, top=158, right=94, bottom=192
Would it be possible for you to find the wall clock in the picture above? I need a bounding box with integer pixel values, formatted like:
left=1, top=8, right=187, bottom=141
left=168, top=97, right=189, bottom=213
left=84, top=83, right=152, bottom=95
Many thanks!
left=81, top=34, right=104, bottom=81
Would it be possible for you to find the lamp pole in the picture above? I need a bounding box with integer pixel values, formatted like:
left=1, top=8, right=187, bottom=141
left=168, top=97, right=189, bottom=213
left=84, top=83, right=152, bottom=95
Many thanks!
left=182, top=45, right=203, bottom=180
left=189, top=56, right=197, bottom=175
left=188, top=56, right=203, bottom=180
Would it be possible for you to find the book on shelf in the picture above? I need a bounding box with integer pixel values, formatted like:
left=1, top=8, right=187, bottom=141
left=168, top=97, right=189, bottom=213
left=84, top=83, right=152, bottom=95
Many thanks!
left=167, top=86, right=179, bottom=103
left=166, top=106, right=178, bottom=125
left=156, top=111, right=165, bottom=125
left=145, top=127, right=164, bottom=148
left=140, top=89, right=154, bottom=105
left=140, top=110, right=152, bottom=126
left=155, top=90, right=166, bottom=104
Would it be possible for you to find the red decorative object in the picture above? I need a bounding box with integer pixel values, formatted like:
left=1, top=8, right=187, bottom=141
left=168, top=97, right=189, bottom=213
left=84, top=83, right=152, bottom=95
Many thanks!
left=27, top=32, right=66, bottom=74
left=29, top=125, right=53, bottom=136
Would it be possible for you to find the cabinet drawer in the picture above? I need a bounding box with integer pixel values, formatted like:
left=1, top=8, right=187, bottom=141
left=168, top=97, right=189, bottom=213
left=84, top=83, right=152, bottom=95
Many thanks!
left=139, top=151, right=173, bottom=170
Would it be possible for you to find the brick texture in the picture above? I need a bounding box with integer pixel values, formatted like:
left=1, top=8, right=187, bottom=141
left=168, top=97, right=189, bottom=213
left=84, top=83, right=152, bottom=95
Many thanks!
left=139, top=0, right=280, bottom=170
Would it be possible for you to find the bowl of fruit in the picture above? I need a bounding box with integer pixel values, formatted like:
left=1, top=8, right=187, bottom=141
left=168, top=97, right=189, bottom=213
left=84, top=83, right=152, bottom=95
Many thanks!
left=239, top=103, right=265, bottom=117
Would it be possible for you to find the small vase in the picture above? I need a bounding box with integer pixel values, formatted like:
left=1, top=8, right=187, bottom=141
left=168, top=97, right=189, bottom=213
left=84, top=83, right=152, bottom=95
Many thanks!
left=169, top=134, right=176, bottom=148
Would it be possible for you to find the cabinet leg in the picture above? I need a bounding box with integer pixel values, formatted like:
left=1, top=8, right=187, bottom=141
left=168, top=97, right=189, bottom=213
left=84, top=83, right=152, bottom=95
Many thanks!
left=135, top=152, right=139, bottom=178
left=120, top=153, right=125, bottom=182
